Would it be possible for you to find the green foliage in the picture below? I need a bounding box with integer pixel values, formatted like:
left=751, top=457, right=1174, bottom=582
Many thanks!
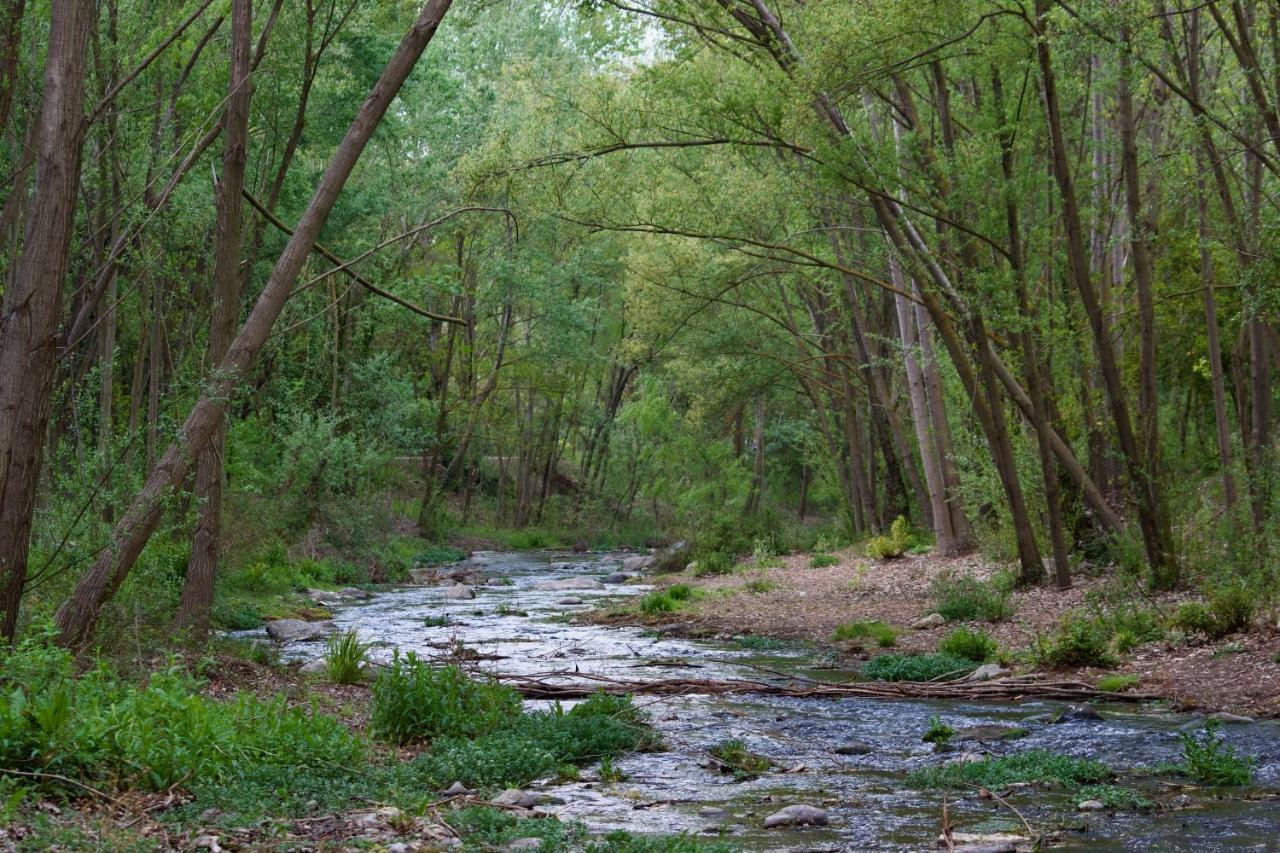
left=922, top=714, right=954, bottom=745
left=1036, top=612, right=1117, bottom=669
left=1096, top=674, right=1141, bottom=693
left=423, top=614, right=452, bottom=627
left=860, top=652, right=975, bottom=682
left=323, top=631, right=371, bottom=684
left=909, top=750, right=1112, bottom=790
left=371, top=654, right=521, bottom=745
left=1207, top=580, right=1255, bottom=636
left=585, top=832, right=735, bottom=852
left=1172, top=602, right=1217, bottom=637
left=414, top=545, right=468, bottom=567
left=640, top=583, right=697, bottom=614
left=1177, top=721, right=1253, bottom=786
left=809, top=553, right=839, bottom=568
left=1076, top=784, right=1152, bottom=810
left=866, top=515, right=912, bottom=559
left=731, top=635, right=791, bottom=651
left=706, top=739, right=772, bottom=779
left=744, top=578, right=776, bottom=593
left=930, top=573, right=1016, bottom=622
left=447, top=806, right=579, bottom=850
left=832, top=619, right=898, bottom=647
left=937, top=627, right=997, bottom=662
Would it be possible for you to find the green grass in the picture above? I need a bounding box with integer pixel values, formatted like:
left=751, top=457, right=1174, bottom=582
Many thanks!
left=833, top=619, right=899, bottom=647
left=323, top=630, right=371, bottom=684
left=1076, top=784, right=1153, bottom=810
left=1178, top=721, right=1253, bottom=786
left=809, top=553, right=839, bottom=568
left=860, top=652, right=975, bottom=682
left=731, top=635, right=791, bottom=651
left=909, top=750, right=1112, bottom=790
left=1096, top=673, right=1141, bottom=693
left=922, top=714, right=953, bottom=745
left=707, top=739, right=772, bottom=779
left=744, top=578, right=776, bottom=593
left=930, top=573, right=1016, bottom=622
left=937, top=627, right=997, bottom=662
left=640, top=584, right=698, bottom=615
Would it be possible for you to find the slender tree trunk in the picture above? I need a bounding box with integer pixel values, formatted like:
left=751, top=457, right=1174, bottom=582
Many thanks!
left=0, top=0, right=96, bottom=641
left=177, top=0, right=252, bottom=639
left=54, top=0, right=457, bottom=648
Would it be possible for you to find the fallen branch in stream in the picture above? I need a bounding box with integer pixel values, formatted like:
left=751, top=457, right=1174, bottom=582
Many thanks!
left=484, top=670, right=1165, bottom=704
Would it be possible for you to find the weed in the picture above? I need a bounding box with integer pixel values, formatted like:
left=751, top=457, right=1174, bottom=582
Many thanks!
left=922, top=714, right=954, bottom=745
left=937, top=627, right=997, bottom=662
left=866, top=515, right=912, bottom=560
left=422, top=614, right=452, bottom=628
left=1178, top=721, right=1253, bottom=786
left=1076, top=784, right=1152, bottom=810
left=1036, top=612, right=1116, bottom=668
left=371, top=654, right=521, bottom=745
left=667, top=584, right=694, bottom=601
left=930, top=573, right=1016, bottom=622
left=707, top=740, right=772, bottom=779
left=744, top=579, right=776, bottom=594
left=810, top=553, right=839, bottom=569
left=732, top=635, right=790, bottom=651
left=447, top=806, right=579, bottom=850
left=909, top=750, right=1111, bottom=789
left=1208, top=580, right=1255, bottom=636
left=640, top=592, right=676, bottom=614
left=860, top=652, right=975, bottom=682
left=1096, top=674, right=1140, bottom=693
left=833, top=620, right=899, bottom=648
left=323, top=630, right=370, bottom=684
left=585, top=831, right=735, bottom=852
left=598, top=754, right=628, bottom=783
left=413, top=545, right=467, bottom=567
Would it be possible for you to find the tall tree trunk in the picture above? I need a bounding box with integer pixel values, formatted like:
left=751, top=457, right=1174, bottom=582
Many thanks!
left=0, top=0, right=95, bottom=641
left=176, top=0, right=252, bottom=639
left=54, top=0, right=457, bottom=648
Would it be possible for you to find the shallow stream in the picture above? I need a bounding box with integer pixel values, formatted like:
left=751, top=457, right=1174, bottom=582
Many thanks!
left=269, top=551, right=1280, bottom=851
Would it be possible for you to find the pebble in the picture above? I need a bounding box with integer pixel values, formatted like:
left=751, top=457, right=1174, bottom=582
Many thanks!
left=492, top=789, right=545, bottom=809
left=442, top=584, right=475, bottom=600
left=505, top=839, right=544, bottom=851
left=557, top=596, right=585, bottom=605
left=1077, top=799, right=1105, bottom=811
left=1208, top=712, right=1255, bottom=724
left=697, top=806, right=729, bottom=820
left=833, top=741, right=873, bottom=755
left=912, top=613, right=945, bottom=630
left=388, top=844, right=410, bottom=853
left=1054, top=704, right=1103, bottom=723
left=442, top=781, right=470, bottom=795
left=762, top=804, right=828, bottom=828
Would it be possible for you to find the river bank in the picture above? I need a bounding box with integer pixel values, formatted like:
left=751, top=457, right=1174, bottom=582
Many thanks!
left=590, top=548, right=1280, bottom=718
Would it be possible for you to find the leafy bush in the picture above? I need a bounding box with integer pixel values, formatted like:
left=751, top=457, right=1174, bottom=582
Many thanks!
left=909, top=750, right=1111, bottom=789
left=1178, top=721, right=1253, bottom=786
left=833, top=620, right=898, bottom=647
left=666, top=584, right=694, bottom=601
left=707, top=739, right=772, bottom=778
left=371, top=654, right=521, bottom=745
left=1036, top=612, right=1116, bottom=668
left=744, top=579, right=776, bottom=593
left=930, top=573, right=1016, bottom=622
left=1096, top=674, right=1141, bottom=693
left=731, top=635, right=791, bottom=651
left=585, top=832, right=735, bottom=852
left=922, top=714, right=953, bottom=745
left=640, top=591, right=676, bottom=614
left=323, top=630, right=371, bottom=684
left=937, top=627, right=997, bottom=662
left=866, top=515, right=912, bottom=559
left=860, top=652, right=975, bottom=682
left=447, top=806, right=578, bottom=850
left=414, top=545, right=467, bottom=567
left=1172, top=602, right=1217, bottom=636
left=1076, top=784, right=1152, bottom=810
left=1208, top=580, right=1255, bottom=636
left=810, top=553, right=839, bottom=568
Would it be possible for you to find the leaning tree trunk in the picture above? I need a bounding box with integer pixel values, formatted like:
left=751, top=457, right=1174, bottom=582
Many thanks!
left=0, top=0, right=96, bottom=641
left=54, top=0, right=456, bottom=648
left=176, top=0, right=252, bottom=639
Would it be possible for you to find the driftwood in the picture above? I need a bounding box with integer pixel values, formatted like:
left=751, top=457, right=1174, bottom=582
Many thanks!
left=487, top=670, right=1165, bottom=704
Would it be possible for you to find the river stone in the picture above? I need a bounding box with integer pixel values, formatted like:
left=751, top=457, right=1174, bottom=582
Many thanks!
left=833, top=741, right=873, bottom=756
left=762, top=804, right=828, bottom=828
left=337, top=586, right=372, bottom=600
left=912, top=613, right=945, bottom=630
left=945, top=751, right=985, bottom=765
left=1208, top=711, right=1255, bottom=724
left=1077, top=799, right=1106, bottom=811
left=698, top=807, right=729, bottom=820
left=622, top=555, right=656, bottom=573
left=533, top=577, right=603, bottom=591
left=442, top=781, right=470, bottom=796
left=557, top=596, right=585, bottom=605
left=940, top=831, right=1026, bottom=852
left=962, top=663, right=1009, bottom=682
left=487, top=577, right=509, bottom=587
left=954, top=724, right=1028, bottom=742
left=505, top=840, right=544, bottom=851
left=265, top=619, right=335, bottom=643
left=1054, top=704, right=1103, bottom=723
left=602, top=572, right=631, bottom=584
left=299, top=658, right=327, bottom=674
left=491, top=789, right=564, bottom=809
left=442, top=584, right=475, bottom=600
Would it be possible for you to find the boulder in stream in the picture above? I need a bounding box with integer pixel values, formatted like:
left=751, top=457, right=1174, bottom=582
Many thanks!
left=442, top=584, right=475, bottom=600
left=938, top=831, right=1028, bottom=852
left=833, top=741, right=873, bottom=756
left=762, top=804, right=828, bottom=828
left=556, top=596, right=585, bottom=605
left=1053, top=704, right=1103, bottom=723
left=953, top=724, right=1028, bottom=742
left=602, top=572, right=632, bottom=584
left=265, top=619, right=335, bottom=643
left=912, top=613, right=946, bottom=630
left=533, top=577, right=603, bottom=591
left=622, top=555, right=655, bottom=573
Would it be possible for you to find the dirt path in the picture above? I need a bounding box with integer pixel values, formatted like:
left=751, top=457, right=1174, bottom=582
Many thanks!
left=609, top=548, right=1280, bottom=717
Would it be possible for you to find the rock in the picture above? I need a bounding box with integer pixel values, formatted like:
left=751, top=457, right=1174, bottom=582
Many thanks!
left=492, top=789, right=548, bottom=809
left=697, top=807, right=729, bottom=820
left=442, top=584, right=475, bottom=600
left=265, top=619, right=335, bottom=643
left=505, top=840, right=544, bottom=851
left=192, top=836, right=223, bottom=852
left=299, top=658, right=327, bottom=674
left=388, top=844, right=410, bottom=853
left=1208, top=711, right=1255, bottom=724
left=939, top=832, right=1026, bottom=852
left=487, top=578, right=508, bottom=587
left=912, top=613, right=946, bottom=630
left=622, top=555, right=656, bottom=573
left=953, top=724, right=1028, bottom=742
left=376, top=806, right=403, bottom=820
left=1054, top=704, right=1103, bottom=723
left=833, top=741, right=873, bottom=756
left=1168, top=794, right=1196, bottom=810
left=1077, top=799, right=1106, bottom=811
left=557, top=596, right=585, bottom=605
left=442, top=781, right=470, bottom=795
left=945, top=751, right=985, bottom=766
left=602, top=572, right=632, bottom=584
left=962, top=663, right=1009, bottom=682
left=533, top=577, right=603, bottom=591
left=337, top=586, right=372, bottom=600
left=762, top=804, right=828, bottom=828
left=652, top=540, right=691, bottom=572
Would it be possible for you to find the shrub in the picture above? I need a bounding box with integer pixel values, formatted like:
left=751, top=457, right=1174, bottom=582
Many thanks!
left=866, top=515, right=912, bottom=560
left=1037, top=612, right=1116, bottom=669
left=422, top=614, right=451, bottom=627
left=371, top=654, right=521, bottom=745
left=640, top=591, right=676, bottom=614
left=666, top=584, right=693, bottom=601
left=909, top=750, right=1111, bottom=789
left=922, top=714, right=953, bottom=745
left=1075, top=784, right=1152, bottom=810
left=810, top=553, right=839, bottom=568
left=731, top=635, right=790, bottom=651
left=833, top=620, right=898, bottom=648
left=1172, top=602, right=1217, bottom=637
left=744, top=579, right=776, bottom=593
left=413, top=545, right=467, bottom=567
left=1178, top=721, right=1253, bottom=786
left=323, top=630, right=371, bottom=684
left=446, top=807, right=577, bottom=850
left=1096, top=674, right=1140, bottom=693
left=861, top=652, right=975, bottom=682
left=692, top=552, right=733, bottom=576
left=1208, top=580, right=1255, bottom=636
left=707, top=739, right=772, bottom=779
left=930, top=573, right=1016, bottom=622
left=937, top=627, right=997, bottom=662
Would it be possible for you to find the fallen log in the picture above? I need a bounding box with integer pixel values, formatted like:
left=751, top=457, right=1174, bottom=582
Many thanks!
left=485, top=670, right=1165, bottom=705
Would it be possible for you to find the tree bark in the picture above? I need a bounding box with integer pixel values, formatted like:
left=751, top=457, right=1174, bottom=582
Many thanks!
left=54, top=0, right=456, bottom=648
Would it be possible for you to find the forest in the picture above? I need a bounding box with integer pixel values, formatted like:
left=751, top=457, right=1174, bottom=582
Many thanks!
left=1, top=0, right=1279, bottom=849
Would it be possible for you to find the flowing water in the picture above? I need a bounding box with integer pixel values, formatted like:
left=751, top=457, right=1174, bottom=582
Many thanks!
left=266, top=551, right=1280, bottom=851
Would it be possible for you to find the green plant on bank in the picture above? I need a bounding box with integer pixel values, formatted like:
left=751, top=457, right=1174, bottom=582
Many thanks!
left=937, top=627, right=997, bottom=662
left=598, top=755, right=628, bottom=783
left=371, top=653, right=521, bottom=744
left=707, top=739, right=772, bottom=779
left=809, top=553, right=839, bottom=568
left=1096, top=674, right=1141, bottom=693
left=1035, top=612, right=1117, bottom=669
left=323, top=630, right=371, bottom=684
left=909, top=750, right=1112, bottom=790
left=832, top=620, right=899, bottom=647
left=423, top=614, right=452, bottom=628
left=640, top=584, right=697, bottom=615
left=866, top=515, right=912, bottom=560
left=1177, top=721, right=1254, bottom=786
left=731, top=635, right=792, bottom=652
left=751, top=536, right=783, bottom=569
left=1076, top=784, right=1153, bottom=810
left=447, top=806, right=580, bottom=851
left=744, top=578, right=776, bottom=594
left=930, top=572, right=1016, bottom=622
left=922, top=714, right=954, bottom=745
left=586, top=832, right=736, bottom=852
left=413, top=545, right=468, bottom=567
left=1173, top=581, right=1257, bottom=640
left=860, top=652, right=975, bottom=682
